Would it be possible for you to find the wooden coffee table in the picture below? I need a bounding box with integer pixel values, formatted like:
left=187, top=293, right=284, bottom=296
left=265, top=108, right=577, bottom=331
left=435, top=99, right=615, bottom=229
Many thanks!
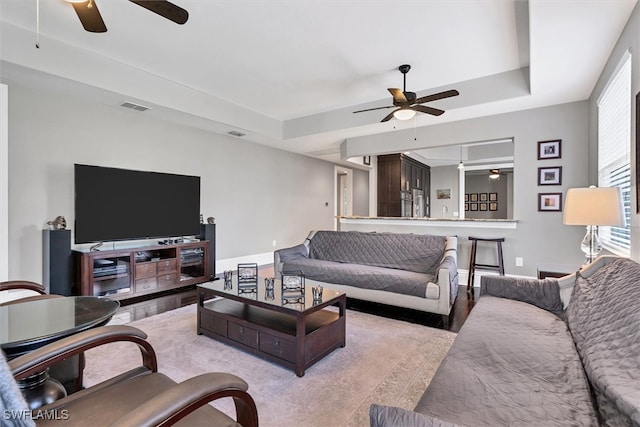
left=197, top=276, right=346, bottom=377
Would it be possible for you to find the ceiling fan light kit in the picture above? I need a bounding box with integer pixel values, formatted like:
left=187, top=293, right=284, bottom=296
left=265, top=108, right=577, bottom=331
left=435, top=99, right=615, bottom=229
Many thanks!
left=393, top=109, right=416, bottom=121
left=353, top=64, right=459, bottom=122
left=489, top=169, right=501, bottom=179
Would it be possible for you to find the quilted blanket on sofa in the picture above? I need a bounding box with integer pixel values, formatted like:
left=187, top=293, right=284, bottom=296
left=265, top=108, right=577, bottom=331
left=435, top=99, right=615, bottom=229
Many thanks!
left=281, top=256, right=437, bottom=298
left=308, top=231, right=446, bottom=274
left=565, top=258, right=640, bottom=425
left=412, top=296, right=598, bottom=426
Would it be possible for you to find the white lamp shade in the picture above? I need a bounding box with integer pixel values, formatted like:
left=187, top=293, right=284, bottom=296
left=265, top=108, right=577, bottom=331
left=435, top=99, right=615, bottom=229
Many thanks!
left=393, top=109, right=416, bottom=121
left=563, top=187, right=625, bottom=226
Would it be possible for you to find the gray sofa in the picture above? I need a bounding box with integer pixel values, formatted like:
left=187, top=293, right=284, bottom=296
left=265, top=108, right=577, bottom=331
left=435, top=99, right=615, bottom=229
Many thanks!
left=370, top=255, right=640, bottom=427
left=274, top=230, right=458, bottom=327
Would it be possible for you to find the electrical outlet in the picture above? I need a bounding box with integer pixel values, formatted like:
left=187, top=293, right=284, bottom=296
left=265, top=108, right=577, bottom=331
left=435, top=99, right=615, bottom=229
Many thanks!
left=272, top=240, right=277, bottom=247
left=515, top=257, right=524, bottom=267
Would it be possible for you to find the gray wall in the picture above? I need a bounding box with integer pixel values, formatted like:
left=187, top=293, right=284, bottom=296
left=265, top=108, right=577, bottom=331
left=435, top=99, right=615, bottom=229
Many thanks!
left=430, top=166, right=459, bottom=218
left=5, top=82, right=347, bottom=281
left=343, top=101, right=590, bottom=276
left=352, top=168, right=370, bottom=216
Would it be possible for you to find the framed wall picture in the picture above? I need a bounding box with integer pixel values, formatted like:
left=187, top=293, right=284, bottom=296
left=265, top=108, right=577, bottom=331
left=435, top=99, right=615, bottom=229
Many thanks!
left=479, top=203, right=488, bottom=211
left=470, top=203, right=478, bottom=211
left=538, top=193, right=563, bottom=212
left=538, top=139, right=562, bottom=159
left=489, top=202, right=498, bottom=211
left=480, top=193, right=488, bottom=201
left=538, top=166, right=562, bottom=185
left=437, top=189, right=451, bottom=199
left=465, top=193, right=469, bottom=202
left=470, top=193, right=478, bottom=202
left=464, top=202, right=469, bottom=211
left=489, top=192, right=498, bottom=201
left=363, top=156, right=371, bottom=166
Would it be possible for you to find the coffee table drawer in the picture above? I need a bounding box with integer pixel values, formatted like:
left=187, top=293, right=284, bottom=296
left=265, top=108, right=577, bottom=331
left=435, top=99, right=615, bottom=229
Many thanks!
left=199, top=311, right=227, bottom=337
left=260, top=333, right=295, bottom=363
left=228, top=322, right=258, bottom=348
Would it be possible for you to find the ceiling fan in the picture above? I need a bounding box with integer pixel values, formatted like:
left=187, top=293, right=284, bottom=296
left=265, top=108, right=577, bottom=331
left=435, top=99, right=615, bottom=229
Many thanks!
left=66, top=0, right=188, bottom=33
left=353, top=64, right=459, bottom=122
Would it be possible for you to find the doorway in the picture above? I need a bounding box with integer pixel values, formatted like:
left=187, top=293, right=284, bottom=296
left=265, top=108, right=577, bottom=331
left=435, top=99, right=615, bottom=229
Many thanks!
left=334, top=166, right=353, bottom=230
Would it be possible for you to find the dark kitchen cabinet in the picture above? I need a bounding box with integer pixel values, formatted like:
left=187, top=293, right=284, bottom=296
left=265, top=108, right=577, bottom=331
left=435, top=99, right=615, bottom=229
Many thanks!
left=377, top=154, right=431, bottom=217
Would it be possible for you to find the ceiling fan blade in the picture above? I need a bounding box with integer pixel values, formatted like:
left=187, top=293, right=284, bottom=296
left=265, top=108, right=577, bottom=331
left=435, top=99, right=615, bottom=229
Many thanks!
left=71, top=0, right=107, bottom=33
left=129, top=0, right=189, bottom=24
left=388, top=88, right=407, bottom=104
left=413, top=89, right=459, bottom=105
left=413, top=105, right=445, bottom=116
left=381, top=109, right=400, bottom=122
left=353, top=105, right=395, bottom=114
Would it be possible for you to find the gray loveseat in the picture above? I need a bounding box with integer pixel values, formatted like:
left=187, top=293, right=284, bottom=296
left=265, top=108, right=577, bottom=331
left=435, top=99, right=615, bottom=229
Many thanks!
left=370, top=255, right=640, bottom=426
left=274, top=230, right=458, bottom=327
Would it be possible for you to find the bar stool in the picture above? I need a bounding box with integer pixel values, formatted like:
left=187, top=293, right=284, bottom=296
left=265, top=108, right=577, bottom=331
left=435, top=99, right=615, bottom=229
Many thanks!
left=467, top=236, right=505, bottom=297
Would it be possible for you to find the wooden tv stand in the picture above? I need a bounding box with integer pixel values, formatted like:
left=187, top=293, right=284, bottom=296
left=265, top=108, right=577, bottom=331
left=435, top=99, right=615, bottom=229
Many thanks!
left=75, top=241, right=209, bottom=301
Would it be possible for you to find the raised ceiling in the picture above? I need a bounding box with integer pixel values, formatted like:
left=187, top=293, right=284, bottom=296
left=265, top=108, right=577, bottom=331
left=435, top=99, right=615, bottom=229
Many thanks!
left=0, top=0, right=636, bottom=164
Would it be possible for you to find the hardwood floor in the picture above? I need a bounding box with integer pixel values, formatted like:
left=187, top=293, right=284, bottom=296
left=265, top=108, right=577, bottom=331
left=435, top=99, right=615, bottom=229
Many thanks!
left=116, top=265, right=477, bottom=332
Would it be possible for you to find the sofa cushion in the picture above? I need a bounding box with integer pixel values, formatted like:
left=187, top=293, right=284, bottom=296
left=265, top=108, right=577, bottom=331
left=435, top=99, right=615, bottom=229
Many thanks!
left=565, top=258, right=640, bottom=426
left=413, top=296, right=598, bottom=426
left=308, top=231, right=446, bottom=274
left=282, top=257, right=436, bottom=298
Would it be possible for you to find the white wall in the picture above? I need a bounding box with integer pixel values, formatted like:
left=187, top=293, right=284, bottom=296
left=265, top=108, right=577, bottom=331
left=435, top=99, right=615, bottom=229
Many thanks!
left=5, top=82, right=342, bottom=281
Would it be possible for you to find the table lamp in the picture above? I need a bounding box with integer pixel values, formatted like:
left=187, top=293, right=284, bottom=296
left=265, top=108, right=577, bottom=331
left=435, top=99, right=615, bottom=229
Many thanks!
left=563, top=186, right=625, bottom=263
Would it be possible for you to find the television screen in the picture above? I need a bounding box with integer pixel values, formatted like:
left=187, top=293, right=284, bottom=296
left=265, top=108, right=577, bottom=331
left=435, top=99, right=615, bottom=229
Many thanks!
left=74, top=164, right=201, bottom=244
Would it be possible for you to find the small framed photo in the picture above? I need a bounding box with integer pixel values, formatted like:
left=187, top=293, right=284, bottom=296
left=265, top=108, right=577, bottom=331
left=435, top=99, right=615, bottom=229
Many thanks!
left=489, top=192, right=498, bottom=201
left=437, top=189, right=451, bottom=199
left=538, top=139, right=562, bottom=159
left=538, top=166, right=562, bottom=185
left=479, top=203, right=488, bottom=211
left=363, top=156, right=371, bottom=166
left=489, top=202, right=498, bottom=211
left=464, top=202, right=469, bottom=211
left=538, top=193, right=563, bottom=212
left=470, top=193, right=478, bottom=202
left=470, top=203, right=478, bottom=211
left=464, top=193, right=469, bottom=202
left=479, top=193, right=488, bottom=202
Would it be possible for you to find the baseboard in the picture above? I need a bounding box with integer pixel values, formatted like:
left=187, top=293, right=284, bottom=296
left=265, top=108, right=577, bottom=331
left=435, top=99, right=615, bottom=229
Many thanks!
left=215, top=252, right=273, bottom=275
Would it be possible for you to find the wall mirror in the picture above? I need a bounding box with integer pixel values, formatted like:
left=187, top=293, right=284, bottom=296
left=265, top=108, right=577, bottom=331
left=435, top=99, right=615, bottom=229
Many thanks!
left=408, top=139, right=514, bottom=219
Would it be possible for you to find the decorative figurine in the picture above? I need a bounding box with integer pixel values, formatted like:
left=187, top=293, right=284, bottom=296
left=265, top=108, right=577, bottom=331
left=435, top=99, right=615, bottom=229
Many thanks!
left=207, top=216, right=215, bottom=224
left=46, top=216, right=67, bottom=230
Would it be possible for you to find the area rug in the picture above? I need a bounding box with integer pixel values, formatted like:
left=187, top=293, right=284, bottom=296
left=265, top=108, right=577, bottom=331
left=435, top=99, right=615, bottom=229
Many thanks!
left=84, top=304, right=456, bottom=427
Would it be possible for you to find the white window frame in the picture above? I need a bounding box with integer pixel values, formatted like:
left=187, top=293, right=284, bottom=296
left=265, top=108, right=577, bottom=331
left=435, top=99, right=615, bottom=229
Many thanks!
left=597, top=51, right=632, bottom=256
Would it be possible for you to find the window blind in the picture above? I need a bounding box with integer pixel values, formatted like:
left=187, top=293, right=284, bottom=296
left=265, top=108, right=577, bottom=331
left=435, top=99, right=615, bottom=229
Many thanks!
left=597, top=52, right=631, bottom=255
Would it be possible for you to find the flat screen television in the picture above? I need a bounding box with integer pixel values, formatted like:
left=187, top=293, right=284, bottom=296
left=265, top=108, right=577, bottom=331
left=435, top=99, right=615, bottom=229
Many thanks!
left=74, top=164, right=201, bottom=244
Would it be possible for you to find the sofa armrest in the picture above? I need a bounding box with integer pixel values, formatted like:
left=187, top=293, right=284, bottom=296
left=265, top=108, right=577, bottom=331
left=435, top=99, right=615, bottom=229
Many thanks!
left=480, top=275, right=564, bottom=317
left=110, top=372, right=258, bottom=427
left=274, top=243, right=310, bottom=276
left=370, top=404, right=462, bottom=427
left=437, top=255, right=458, bottom=301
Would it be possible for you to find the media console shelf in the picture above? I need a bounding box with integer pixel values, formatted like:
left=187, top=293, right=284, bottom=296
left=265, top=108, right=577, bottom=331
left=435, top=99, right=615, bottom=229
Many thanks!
left=75, top=241, right=209, bottom=301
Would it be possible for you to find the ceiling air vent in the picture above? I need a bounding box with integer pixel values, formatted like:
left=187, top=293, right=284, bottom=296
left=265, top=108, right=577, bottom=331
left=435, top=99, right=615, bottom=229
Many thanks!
left=227, top=131, right=246, bottom=137
left=120, top=101, right=150, bottom=112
